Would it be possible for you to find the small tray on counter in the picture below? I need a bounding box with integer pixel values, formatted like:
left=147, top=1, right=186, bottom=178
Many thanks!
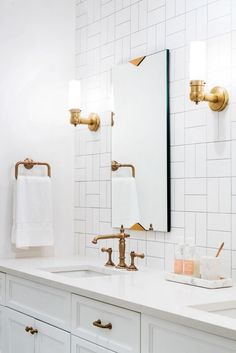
left=165, top=272, right=233, bottom=289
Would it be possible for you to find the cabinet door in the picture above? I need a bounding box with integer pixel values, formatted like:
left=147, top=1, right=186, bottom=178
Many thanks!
left=142, top=315, right=236, bottom=353
left=0, top=305, right=5, bottom=353
left=5, top=307, right=35, bottom=353
left=71, top=335, right=113, bottom=353
left=35, top=320, right=70, bottom=353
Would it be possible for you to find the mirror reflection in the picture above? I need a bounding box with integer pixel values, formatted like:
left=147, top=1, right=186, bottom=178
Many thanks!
left=112, top=50, right=170, bottom=232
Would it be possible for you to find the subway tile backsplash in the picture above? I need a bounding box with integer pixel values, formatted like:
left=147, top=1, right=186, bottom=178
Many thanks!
left=75, top=0, right=236, bottom=279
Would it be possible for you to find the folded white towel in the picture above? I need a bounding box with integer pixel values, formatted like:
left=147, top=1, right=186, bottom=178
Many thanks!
left=12, top=176, right=54, bottom=248
left=112, top=176, right=140, bottom=229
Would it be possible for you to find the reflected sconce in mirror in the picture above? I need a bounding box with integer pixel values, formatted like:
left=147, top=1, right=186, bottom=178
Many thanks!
left=189, top=41, right=229, bottom=111
left=68, top=80, right=100, bottom=131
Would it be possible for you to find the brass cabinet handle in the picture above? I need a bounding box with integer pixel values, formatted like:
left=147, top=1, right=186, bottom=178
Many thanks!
left=25, top=326, right=33, bottom=333
left=30, top=328, right=38, bottom=335
left=93, top=319, right=112, bottom=330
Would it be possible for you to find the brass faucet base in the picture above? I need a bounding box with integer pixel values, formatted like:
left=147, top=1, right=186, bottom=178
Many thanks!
left=127, top=264, right=138, bottom=271
left=116, top=264, right=128, bottom=269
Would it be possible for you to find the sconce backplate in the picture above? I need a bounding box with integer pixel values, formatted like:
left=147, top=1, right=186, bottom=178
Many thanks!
left=208, top=86, right=229, bottom=112
left=88, top=113, right=100, bottom=131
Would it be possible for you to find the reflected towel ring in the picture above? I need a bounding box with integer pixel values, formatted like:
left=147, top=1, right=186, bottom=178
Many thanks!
left=111, top=160, right=135, bottom=178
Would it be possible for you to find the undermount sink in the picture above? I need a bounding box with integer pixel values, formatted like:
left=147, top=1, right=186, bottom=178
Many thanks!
left=191, top=301, right=236, bottom=320
left=39, top=264, right=121, bottom=279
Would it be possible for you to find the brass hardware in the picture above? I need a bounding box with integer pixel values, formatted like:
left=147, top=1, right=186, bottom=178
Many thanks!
left=30, top=328, right=38, bottom=335
left=127, top=251, right=145, bottom=271
left=25, top=326, right=33, bottom=333
left=149, top=224, right=154, bottom=231
left=15, top=158, right=51, bottom=179
left=101, top=247, right=115, bottom=267
left=25, top=326, right=38, bottom=335
left=92, top=225, right=130, bottom=268
left=190, top=80, right=229, bottom=112
left=130, top=223, right=146, bottom=231
left=93, top=319, right=112, bottom=330
left=111, top=112, right=115, bottom=126
left=69, top=109, right=100, bottom=131
left=111, top=160, right=135, bottom=178
left=130, top=56, right=146, bottom=66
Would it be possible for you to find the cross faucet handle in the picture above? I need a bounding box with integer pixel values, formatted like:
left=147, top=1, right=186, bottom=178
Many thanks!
left=127, top=251, right=145, bottom=271
left=101, top=247, right=115, bottom=267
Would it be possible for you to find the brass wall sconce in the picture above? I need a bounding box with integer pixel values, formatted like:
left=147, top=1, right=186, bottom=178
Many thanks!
left=68, top=80, right=100, bottom=131
left=189, top=41, right=229, bottom=112
left=69, top=109, right=100, bottom=131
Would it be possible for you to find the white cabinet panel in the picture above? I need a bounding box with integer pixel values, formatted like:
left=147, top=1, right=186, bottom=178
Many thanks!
left=72, top=336, right=113, bottom=353
left=142, top=315, right=236, bottom=353
left=0, top=273, right=5, bottom=305
left=35, top=319, right=70, bottom=353
left=0, top=305, right=5, bottom=353
left=72, top=294, right=140, bottom=353
left=6, top=275, right=71, bottom=330
left=5, top=307, right=35, bottom=353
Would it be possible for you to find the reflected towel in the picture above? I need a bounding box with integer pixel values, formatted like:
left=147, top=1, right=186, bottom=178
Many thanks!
left=112, top=176, right=140, bottom=228
left=12, top=176, right=54, bottom=248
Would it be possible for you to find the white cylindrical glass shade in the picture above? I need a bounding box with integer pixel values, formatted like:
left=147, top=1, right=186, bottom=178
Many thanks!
left=68, top=80, right=81, bottom=109
left=189, top=41, right=206, bottom=81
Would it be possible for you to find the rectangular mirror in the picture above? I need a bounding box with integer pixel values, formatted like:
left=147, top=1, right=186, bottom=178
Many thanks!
left=112, top=49, right=170, bottom=232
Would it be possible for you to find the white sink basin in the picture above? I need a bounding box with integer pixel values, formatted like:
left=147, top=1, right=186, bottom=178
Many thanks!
left=191, top=301, right=236, bottom=319
left=39, top=264, right=122, bottom=279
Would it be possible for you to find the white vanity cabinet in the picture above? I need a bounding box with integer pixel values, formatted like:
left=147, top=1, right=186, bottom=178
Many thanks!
left=72, top=336, right=114, bottom=353
left=142, top=315, right=236, bottom=353
left=71, top=294, right=140, bottom=353
left=0, top=272, right=5, bottom=305
left=5, top=307, right=70, bottom=353
left=0, top=305, right=5, bottom=353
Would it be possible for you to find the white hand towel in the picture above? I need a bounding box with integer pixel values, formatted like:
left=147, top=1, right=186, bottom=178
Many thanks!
left=12, top=176, right=54, bottom=248
left=112, top=176, right=140, bottom=228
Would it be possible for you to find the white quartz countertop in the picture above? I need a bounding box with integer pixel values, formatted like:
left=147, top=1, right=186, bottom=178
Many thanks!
left=0, top=256, right=236, bottom=341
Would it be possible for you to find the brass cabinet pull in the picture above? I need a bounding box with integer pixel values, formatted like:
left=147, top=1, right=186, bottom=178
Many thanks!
left=25, top=326, right=38, bottom=335
left=93, top=319, right=112, bottom=330
left=25, top=326, right=33, bottom=333
left=30, top=328, right=38, bottom=335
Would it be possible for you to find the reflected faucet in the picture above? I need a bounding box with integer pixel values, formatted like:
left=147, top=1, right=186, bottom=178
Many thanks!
left=92, top=225, right=130, bottom=268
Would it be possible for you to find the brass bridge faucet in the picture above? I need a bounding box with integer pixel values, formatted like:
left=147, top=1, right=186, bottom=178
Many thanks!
left=92, top=225, right=130, bottom=268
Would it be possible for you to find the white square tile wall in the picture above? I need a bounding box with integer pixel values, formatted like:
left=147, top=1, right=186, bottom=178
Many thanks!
left=75, top=0, right=236, bottom=278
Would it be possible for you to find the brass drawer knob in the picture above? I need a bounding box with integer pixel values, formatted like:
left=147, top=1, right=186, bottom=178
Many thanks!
left=25, top=326, right=38, bottom=335
left=93, top=319, right=112, bottom=330
left=30, top=328, right=38, bottom=335
left=25, top=326, right=33, bottom=333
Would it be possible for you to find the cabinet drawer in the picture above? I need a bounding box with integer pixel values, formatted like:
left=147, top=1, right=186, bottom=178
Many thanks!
left=0, top=273, right=5, bottom=305
left=72, top=294, right=140, bottom=353
left=72, top=335, right=113, bottom=353
left=6, top=275, right=71, bottom=330
left=142, top=315, right=236, bottom=353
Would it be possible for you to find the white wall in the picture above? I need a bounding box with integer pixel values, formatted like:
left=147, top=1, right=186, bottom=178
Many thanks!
left=0, top=0, right=75, bottom=258
left=75, top=0, right=236, bottom=279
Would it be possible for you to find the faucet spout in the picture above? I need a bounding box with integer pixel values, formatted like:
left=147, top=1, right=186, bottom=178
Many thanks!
left=91, top=225, right=130, bottom=268
left=92, top=234, right=121, bottom=244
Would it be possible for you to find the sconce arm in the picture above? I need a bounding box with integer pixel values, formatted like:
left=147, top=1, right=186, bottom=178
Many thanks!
left=69, top=109, right=100, bottom=131
left=190, top=80, right=229, bottom=112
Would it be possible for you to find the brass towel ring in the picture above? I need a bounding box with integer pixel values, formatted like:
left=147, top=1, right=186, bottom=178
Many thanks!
left=111, top=160, right=135, bottom=178
left=15, top=158, right=51, bottom=179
